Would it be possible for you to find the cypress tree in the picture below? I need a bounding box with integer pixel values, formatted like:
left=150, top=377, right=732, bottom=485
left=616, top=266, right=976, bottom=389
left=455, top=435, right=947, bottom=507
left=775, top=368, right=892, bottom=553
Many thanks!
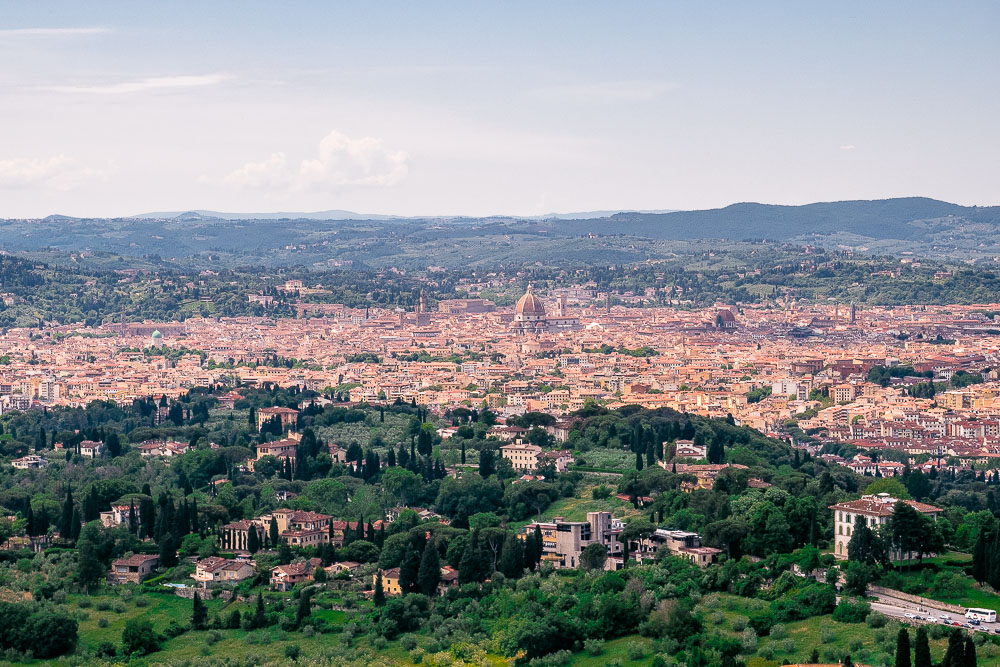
left=374, top=570, right=386, bottom=607
left=270, top=517, right=279, bottom=546
left=128, top=500, right=138, bottom=535
left=913, top=627, right=932, bottom=667
left=895, top=627, right=911, bottom=667
left=963, top=637, right=975, bottom=667
left=417, top=542, right=441, bottom=596
left=941, top=629, right=964, bottom=667
left=189, top=498, right=198, bottom=534
left=499, top=533, right=525, bottom=578
left=247, top=525, right=260, bottom=554
left=523, top=533, right=538, bottom=570
left=635, top=450, right=643, bottom=471
left=398, top=545, right=420, bottom=594
left=253, top=592, right=266, bottom=628
left=159, top=532, right=178, bottom=568
left=295, top=590, right=311, bottom=628
left=277, top=540, right=292, bottom=564
left=533, top=525, right=543, bottom=564
left=192, top=592, right=207, bottom=630
left=140, top=497, right=155, bottom=538
left=76, top=527, right=103, bottom=591
left=70, top=505, right=82, bottom=541
left=60, top=486, right=74, bottom=540
left=459, top=531, right=480, bottom=584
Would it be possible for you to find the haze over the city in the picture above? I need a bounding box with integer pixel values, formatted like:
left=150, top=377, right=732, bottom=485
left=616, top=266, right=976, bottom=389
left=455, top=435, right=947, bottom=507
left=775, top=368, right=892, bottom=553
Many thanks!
left=2, top=1, right=999, bottom=219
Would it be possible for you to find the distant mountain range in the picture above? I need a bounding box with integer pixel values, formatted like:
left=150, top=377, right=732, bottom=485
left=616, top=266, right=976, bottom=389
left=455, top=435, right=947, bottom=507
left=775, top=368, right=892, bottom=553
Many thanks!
left=557, top=197, right=1000, bottom=241
left=9, top=197, right=1000, bottom=269
left=131, top=208, right=678, bottom=222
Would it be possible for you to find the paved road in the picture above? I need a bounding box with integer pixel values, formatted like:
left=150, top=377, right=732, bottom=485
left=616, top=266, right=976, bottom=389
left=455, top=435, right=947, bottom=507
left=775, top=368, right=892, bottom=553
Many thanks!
left=868, top=593, right=998, bottom=634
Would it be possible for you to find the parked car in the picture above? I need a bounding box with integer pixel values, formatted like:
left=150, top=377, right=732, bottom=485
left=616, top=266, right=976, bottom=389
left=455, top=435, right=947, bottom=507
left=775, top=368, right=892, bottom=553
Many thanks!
left=905, top=613, right=917, bottom=619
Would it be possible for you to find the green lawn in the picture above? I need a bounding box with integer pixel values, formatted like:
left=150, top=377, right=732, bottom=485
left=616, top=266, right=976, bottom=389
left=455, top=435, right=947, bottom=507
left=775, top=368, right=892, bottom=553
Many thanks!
left=699, top=593, right=971, bottom=666
left=509, top=484, right=640, bottom=529
left=882, top=553, right=1000, bottom=611
left=67, top=590, right=218, bottom=652
left=568, top=636, right=657, bottom=666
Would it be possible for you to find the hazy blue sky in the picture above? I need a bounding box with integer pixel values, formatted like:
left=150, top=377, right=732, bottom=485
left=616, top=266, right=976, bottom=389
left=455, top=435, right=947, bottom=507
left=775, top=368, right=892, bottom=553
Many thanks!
left=1, top=2, right=998, bottom=217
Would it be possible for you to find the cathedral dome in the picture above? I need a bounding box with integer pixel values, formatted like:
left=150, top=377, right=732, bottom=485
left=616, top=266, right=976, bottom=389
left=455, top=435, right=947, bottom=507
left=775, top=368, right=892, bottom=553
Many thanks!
left=514, top=285, right=545, bottom=318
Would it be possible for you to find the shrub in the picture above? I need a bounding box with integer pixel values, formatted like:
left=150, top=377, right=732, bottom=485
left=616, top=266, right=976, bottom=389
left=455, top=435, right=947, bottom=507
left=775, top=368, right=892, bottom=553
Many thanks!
left=95, top=601, right=111, bottom=612
left=770, top=624, right=786, bottom=639
left=206, top=630, right=222, bottom=645
left=626, top=641, right=645, bottom=660
left=94, top=642, right=117, bottom=658
left=134, top=597, right=149, bottom=608
left=164, top=620, right=186, bottom=638
left=731, top=616, right=748, bottom=632
left=584, top=638, right=605, bottom=656
left=832, top=598, right=871, bottom=623
left=302, top=625, right=315, bottom=638
left=932, top=572, right=966, bottom=598
left=284, top=644, right=301, bottom=660
left=401, top=635, right=418, bottom=651
left=373, top=636, right=387, bottom=650
left=866, top=612, right=888, bottom=628
left=97, top=617, right=109, bottom=628
left=110, top=600, right=126, bottom=614
left=820, top=627, right=835, bottom=643
left=77, top=598, right=92, bottom=609
left=741, top=628, right=758, bottom=654
left=410, top=648, right=425, bottom=664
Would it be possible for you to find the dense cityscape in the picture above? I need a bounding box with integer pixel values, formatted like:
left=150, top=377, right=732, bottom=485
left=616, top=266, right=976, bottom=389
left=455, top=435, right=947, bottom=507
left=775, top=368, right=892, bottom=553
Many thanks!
left=0, top=270, right=997, bottom=665
left=4, top=2, right=1000, bottom=666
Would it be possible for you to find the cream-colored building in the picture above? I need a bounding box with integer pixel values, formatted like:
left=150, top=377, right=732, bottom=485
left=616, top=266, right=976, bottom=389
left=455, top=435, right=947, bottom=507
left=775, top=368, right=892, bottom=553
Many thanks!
left=501, top=442, right=542, bottom=471
left=829, top=493, right=942, bottom=560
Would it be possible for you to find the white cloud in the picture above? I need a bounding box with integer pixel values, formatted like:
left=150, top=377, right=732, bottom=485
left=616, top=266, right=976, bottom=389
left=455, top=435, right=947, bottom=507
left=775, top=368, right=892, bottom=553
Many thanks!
left=225, top=130, right=409, bottom=192
left=0, top=27, right=109, bottom=37
left=840, top=145, right=857, bottom=151
left=541, top=80, right=675, bottom=102
left=0, top=155, right=108, bottom=190
left=44, top=74, right=228, bottom=95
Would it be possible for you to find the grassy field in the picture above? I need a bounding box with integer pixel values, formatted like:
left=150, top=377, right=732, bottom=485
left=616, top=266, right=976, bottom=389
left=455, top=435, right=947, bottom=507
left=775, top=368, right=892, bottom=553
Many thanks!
left=882, top=552, right=1000, bottom=611
left=19, top=586, right=1000, bottom=665
left=567, top=636, right=657, bottom=666
left=573, top=447, right=633, bottom=470
left=510, top=484, right=641, bottom=529
left=697, top=593, right=982, bottom=667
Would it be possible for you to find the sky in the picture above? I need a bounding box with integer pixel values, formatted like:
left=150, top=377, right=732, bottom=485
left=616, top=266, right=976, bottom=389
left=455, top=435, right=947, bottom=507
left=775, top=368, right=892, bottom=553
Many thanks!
left=1, top=1, right=998, bottom=218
